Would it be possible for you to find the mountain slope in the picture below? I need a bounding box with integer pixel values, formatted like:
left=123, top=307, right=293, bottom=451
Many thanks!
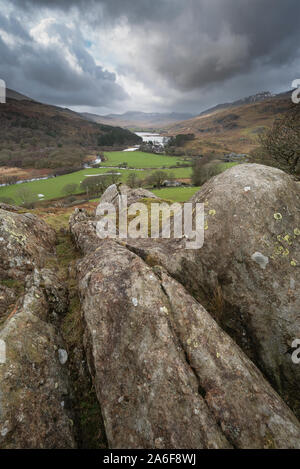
left=198, top=91, right=274, bottom=117
left=165, top=91, right=293, bottom=156
left=0, top=89, right=141, bottom=172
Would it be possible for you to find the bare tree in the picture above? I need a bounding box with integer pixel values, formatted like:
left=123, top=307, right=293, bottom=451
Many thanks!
left=17, top=187, right=37, bottom=208
left=62, top=183, right=78, bottom=197
left=192, top=156, right=222, bottom=186
left=260, top=105, right=300, bottom=175
left=127, top=173, right=141, bottom=188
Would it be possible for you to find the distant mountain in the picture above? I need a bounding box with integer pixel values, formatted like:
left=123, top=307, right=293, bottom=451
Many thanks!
left=81, top=111, right=195, bottom=130
left=198, top=92, right=275, bottom=117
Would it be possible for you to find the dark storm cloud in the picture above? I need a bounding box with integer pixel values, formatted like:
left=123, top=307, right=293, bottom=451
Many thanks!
left=0, top=10, right=126, bottom=106
left=8, top=0, right=300, bottom=92
left=2, top=0, right=300, bottom=111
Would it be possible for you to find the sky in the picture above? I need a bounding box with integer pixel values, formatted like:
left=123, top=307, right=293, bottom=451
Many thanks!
left=0, top=0, right=299, bottom=115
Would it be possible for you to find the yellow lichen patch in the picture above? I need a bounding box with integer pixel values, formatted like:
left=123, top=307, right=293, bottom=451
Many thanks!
left=274, top=213, right=282, bottom=221
left=208, top=209, right=216, bottom=216
left=187, top=338, right=192, bottom=346
left=273, top=245, right=284, bottom=256
left=283, top=234, right=292, bottom=245
left=272, top=244, right=290, bottom=259
left=291, top=259, right=297, bottom=267
left=204, top=222, right=209, bottom=231
left=294, top=228, right=300, bottom=236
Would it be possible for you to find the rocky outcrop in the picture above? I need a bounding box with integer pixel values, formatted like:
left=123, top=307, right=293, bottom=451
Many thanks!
left=121, top=164, right=300, bottom=417
left=0, top=209, right=56, bottom=280
left=70, top=194, right=300, bottom=449
left=0, top=206, right=75, bottom=448
left=99, top=183, right=157, bottom=208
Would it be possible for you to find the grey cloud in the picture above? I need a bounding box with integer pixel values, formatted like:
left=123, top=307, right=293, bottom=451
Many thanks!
left=2, top=0, right=300, bottom=112
left=0, top=12, right=127, bottom=107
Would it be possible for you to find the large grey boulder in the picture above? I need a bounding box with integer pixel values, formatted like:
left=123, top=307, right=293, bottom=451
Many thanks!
left=123, top=164, right=300, bottom=417
left=70, top=207, right=300, bottom=449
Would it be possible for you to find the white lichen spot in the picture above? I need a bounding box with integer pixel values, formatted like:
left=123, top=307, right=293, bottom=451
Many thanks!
left=1, top=427, right=8, bottom=437
left=132, top=298, right=138, bottom=307
left=251, top=252, right=269, bottom=270
left=244, top=186, right=251, bottom=192
left=118, top=396, right=124, bottom=403
left=274, top=213, right=282, bottom=221
left=58, top=348, right=68, bottom=365
left=160, top=306, right=168, bottom=314
left=187, top=338, right=192, bottom=346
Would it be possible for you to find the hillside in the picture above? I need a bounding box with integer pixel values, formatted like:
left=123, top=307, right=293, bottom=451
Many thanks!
left=81, top=110, right=195, bottom=130
left=0, top=90, right=141, bottom=175
left=164, top=91, right=293, bottom=156
left=197, top=91, right=274, bottom=117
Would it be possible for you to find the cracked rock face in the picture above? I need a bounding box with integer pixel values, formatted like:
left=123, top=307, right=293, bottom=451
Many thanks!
left=0, top=291, right=75, bottom=448
left=70, top=196, right=300, bottom=449
left=0, top=209, right=56, bottom=279
left=0, top=205, right=75, bottom=449
left=122, top=164, right=300, bottom=418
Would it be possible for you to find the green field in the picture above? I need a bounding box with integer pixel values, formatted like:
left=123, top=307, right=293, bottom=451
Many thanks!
left=102, top=151, right=187, bottom=168
left=152, top=187, right=201, bottom=202
left=0, top=149, right=238, bottom=205
left=0, top=166, right=193, bottom=205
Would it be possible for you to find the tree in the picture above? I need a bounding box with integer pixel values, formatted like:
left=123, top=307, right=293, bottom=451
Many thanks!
left=127, top=173, right=141, bottom=188
left=259, top=105, right=300, bottom=175
left=191, top=156, right=222, bottom=186
left=62, top=183, right=78, bottom=197
left=17, top=187, right=37, bottom=208
left=80, top=175, right=112, bottom=198
left=108, top=170, right=121, bottom=184
left=146, top=170, right=172, bottom=189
